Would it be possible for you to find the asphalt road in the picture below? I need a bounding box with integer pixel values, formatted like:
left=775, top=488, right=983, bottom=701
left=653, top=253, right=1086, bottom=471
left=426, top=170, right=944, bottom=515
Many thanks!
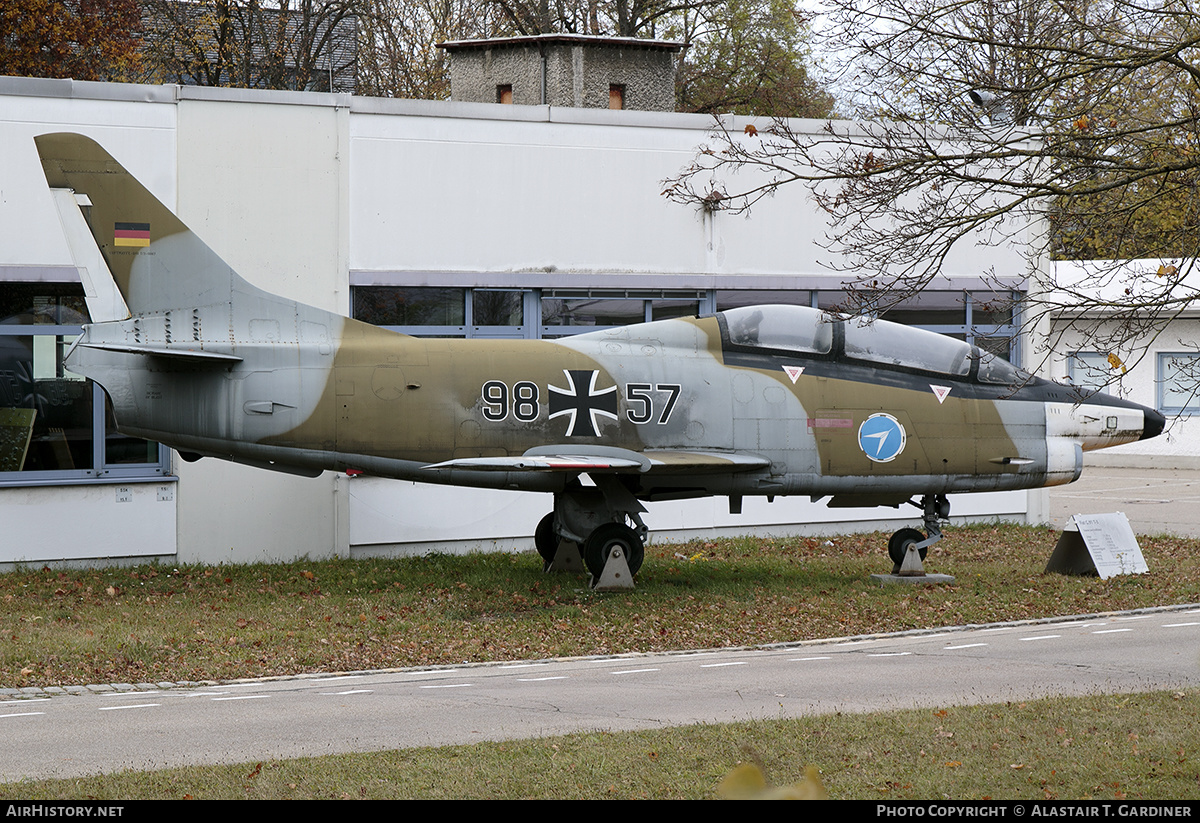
left=1050, top=465, right=1200, bottom=538
left=3, top=607, right=1199, bottom=782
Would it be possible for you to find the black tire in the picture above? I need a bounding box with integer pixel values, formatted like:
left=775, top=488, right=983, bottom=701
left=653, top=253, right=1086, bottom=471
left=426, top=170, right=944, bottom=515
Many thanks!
left=888, top=527, right=927, bottom=568
left=583, top=523, right=644, bottom=578
left=534, top=513, right=559, bottom=566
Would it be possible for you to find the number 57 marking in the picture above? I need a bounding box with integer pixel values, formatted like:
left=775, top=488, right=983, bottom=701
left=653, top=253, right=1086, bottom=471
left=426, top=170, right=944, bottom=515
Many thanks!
left=625, top=383, right=681, bottom=424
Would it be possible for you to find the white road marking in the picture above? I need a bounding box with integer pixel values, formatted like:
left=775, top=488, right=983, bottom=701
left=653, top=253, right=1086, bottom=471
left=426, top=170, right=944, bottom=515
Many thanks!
left=945, top=643, right=988, bottom=650
left=868, top=652, right=912, bottom=657
left=208, top=682, right=260, bottom=688
left=320, top=689, right=373, bottom=696
left=419, top=683, right=472, bottom=689
left=788, top=656, right=832, bottom=661
left=1020, top=635, right=1061, bottom=641
left=700, top=661, right=748, bottom=668
left=517, top=676, right=568, bottom=682
left=181, top=691, right=236, bottom=698
left=98, top=703, right=159, bottom=711
left=211, top=695, right=270, bottom=701
left=0, top=711, right=46, bottom=718
left=100, top=691, right=158, bottom=697
left=611, top=668, right=660, bottom=675
left=1092, top=629, right=1133, bottom=634
left=1163, top=622, right=1200, bottom=627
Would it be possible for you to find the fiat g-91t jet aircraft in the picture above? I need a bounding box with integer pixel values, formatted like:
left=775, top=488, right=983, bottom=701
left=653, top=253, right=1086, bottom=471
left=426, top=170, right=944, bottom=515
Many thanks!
left=37, top=133, right=1166, bottom=579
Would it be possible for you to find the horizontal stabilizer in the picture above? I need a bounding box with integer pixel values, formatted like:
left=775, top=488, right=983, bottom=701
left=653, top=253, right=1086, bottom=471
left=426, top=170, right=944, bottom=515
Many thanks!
left=75, top=341, right=243, bottom=363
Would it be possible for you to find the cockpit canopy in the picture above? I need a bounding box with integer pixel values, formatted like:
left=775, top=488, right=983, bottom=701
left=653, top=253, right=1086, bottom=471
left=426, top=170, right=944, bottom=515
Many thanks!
left=724, top=305, right=834, bottom=355
left=719, top=305, right=1025, bottom=385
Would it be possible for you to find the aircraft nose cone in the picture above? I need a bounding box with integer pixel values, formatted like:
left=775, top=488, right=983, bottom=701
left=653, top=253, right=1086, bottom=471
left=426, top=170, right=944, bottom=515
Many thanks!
left=1141, top=407, right=1166, bottom=441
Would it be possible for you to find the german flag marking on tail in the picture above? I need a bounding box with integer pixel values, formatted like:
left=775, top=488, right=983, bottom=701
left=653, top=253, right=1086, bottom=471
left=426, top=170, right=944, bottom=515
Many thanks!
left=113, top=222, right=150, bottom=247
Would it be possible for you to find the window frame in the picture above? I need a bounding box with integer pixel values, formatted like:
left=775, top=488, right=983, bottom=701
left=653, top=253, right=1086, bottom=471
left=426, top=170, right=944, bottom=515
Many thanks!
left=1157, top=351, right=1200, bottom=415
left=0, top=289, right=171, bottom=487
left=349, top=286, right=1023, bottom=368
left=1068, top=351, right=1119, bottom=395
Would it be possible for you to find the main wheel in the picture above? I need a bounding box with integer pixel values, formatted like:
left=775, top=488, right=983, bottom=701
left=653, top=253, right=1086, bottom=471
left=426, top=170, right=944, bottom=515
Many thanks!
left=888, top=527, right=927, bottom=569
left=583, top=523, right=644, bottom=578
left=534, top=513, right=559, bottom=566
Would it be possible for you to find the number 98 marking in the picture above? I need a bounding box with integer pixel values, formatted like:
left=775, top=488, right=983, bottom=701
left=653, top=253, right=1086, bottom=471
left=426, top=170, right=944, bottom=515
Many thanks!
left=482, top=380, right=539, bottom=422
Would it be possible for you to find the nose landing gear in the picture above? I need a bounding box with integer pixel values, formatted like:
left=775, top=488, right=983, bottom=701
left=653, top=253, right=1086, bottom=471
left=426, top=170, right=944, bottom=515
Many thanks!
left=888, top=493, right=950, bottom=574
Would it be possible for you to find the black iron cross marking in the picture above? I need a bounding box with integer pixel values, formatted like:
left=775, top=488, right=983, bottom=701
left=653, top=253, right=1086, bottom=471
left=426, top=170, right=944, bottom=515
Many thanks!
left=548, top=369, right=618, bottom=437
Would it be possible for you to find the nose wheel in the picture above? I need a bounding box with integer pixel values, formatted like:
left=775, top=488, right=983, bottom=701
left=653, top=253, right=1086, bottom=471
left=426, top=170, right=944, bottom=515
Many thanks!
left=888, top=527, right=927, bottom=570
left=888, top=493, right=949, bottom=574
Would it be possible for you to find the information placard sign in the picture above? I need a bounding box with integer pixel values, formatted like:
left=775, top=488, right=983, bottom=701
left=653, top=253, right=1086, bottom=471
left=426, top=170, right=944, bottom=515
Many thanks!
left=1045, top=512, right=1149, bottom=579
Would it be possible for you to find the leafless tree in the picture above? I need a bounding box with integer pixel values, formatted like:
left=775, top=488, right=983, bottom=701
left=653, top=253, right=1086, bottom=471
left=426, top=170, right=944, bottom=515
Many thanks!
left=139, top=0, right=361, bottom=92
left=357, top=0, right=513, bottom=98
left=662, top=0, right=1200, bottom=380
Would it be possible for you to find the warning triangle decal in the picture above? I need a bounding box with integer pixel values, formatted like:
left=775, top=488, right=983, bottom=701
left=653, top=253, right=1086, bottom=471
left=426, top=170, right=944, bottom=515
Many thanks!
left=782, top=365, right=804, bottom=383
left=930, top=385, right=952, bottom=404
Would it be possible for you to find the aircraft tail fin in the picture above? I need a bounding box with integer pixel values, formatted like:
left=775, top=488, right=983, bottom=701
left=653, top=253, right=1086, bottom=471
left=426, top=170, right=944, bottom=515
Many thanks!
left=36, top=132, right=249, bottom=319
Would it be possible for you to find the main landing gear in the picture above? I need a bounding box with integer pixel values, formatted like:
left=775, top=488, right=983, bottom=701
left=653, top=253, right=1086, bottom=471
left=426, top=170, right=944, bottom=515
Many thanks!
left=534, top=477, right=647, bottom=589
left=887, top=493, right=950, bottom=574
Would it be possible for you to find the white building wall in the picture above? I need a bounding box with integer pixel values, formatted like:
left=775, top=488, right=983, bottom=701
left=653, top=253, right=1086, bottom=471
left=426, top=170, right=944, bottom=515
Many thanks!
left=347, top=102, right=1033, bottom=283
left=170, top=90, right=351, bottom=565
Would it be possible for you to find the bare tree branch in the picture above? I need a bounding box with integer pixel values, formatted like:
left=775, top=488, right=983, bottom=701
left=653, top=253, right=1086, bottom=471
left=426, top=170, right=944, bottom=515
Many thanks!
left=663, top=0, right=1200, bottom=383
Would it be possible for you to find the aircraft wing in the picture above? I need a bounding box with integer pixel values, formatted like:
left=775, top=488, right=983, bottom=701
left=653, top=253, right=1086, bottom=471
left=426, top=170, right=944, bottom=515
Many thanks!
left=425, top=447, right=770, bottom=474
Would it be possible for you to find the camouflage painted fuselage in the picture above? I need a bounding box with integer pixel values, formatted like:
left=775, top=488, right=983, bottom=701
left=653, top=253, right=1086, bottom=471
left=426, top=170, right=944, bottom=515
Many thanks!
left=66, top=300, right=1161, bottom=507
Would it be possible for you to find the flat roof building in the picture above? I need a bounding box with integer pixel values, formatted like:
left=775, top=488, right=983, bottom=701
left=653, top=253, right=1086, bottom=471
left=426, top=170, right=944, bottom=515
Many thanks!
left=439, top=34, right=681, bottom=110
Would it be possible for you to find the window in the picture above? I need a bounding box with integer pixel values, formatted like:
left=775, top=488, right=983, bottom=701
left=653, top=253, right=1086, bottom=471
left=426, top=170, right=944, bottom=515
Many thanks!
left=497, top=84, right=513, bottom=104
left=844, top=315, right=972, bottom=376
left=1158, top=352, right=1200, bottom=414
left=352, top=286, right=465, bottom=332
left=349, top=286, right=528, bottom=338
left=540, top=290, right=702, bottom=337
left=348, top=286, right=1022, bottom=367
left=0, top=283, right=169, bottom=484
left=715, top=290, right=812, bottom=312
left=819, top=289, right=1020, bottom=363
left=350, top=287, right=707, bottom=339
left=542, top=295, right=646, bottom=329
left=721, top=305, right=834, bottom=355
left=609, top=84, right=625, bottom=110
left=1069, top=351, right=1118, bottom=394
